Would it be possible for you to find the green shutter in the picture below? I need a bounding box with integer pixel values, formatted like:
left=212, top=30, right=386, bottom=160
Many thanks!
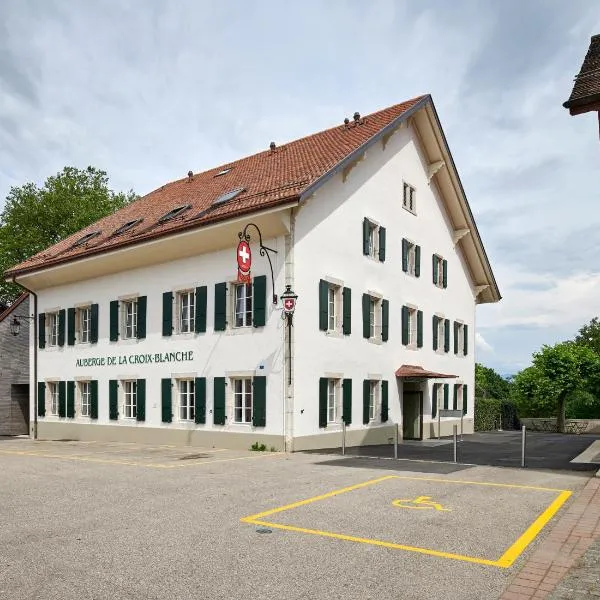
left=66, top=381, right=75, bottom=418
left=378, top=226, right=386, bottom=262
left=90, top=380, right=98, bottom=419
left=432, top=384, right=438, bottom=418
left=213, top=377, right=226, bottom=425
left=402, top=239, right=409, bottom=272
left=342, top=287, right=351, bottom=335
left=402, top=305, right=409, bottom=345
left=136, top=379, right=146, bottom=421
left=58, top=381, right=66, bottom=417
left=38, top=313, right=46, bottom=349
left=252, top=376, right=266, bottom=427
left=253, top=275, right=267, bottom=327
left=195, top=286, right=207, bottom=333
left=382, top=299, right=389, bottom=342
left=416, top=310, right=423, bottom=348
left=109, top=301, right=119, bottom=341
left=319, top=378, right=328, bottom=428
left=195, top=377, right=206, bottom=424
left=109, top=380, right=119, bottom=420
left=432, top=255, right=438, bottom=285
left=442, top=259, right=448, bottom=288
left=362, top=294, right=370, bottom=339
left=453, top=385, right=458, bottom=410
left=161, top=378, right=172, bottom=423
left=57, top=309, right=66, bottom=347
left=381, top=380, right=389, bottom=422
left=67, top=308, right=76, bottom=346
left=443, top=384, right=449, bottom=410
left=319, top=280, right=328, bottom=331
left=362, top=218, right=370, bottom=255
left=136, top=296, right=147, bottom=339
left=453, top=321, right=459, bottom=354
left=464, top=324, right=468, bottom=356
left=432, top=315, right=439, bottom=350
left=214, top=283, right=227, bottom=331
left=363, top=380, right=370, bottom=424
left=162, top=291, right=173, bottom=336
left=90, top=304, right=99, bottom=343
left=444, top=319, right=450, bottom=352
left=415, top=245, right=421, bottom=278
left=463, top=385, right=468, bottom=415
left=342, top=378, right=352, bottom=425
left=37, top=382, right=46, bottom=417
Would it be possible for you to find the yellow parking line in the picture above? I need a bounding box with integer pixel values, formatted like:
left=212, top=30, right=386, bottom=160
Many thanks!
left=392, top=475, right=569, bottom=493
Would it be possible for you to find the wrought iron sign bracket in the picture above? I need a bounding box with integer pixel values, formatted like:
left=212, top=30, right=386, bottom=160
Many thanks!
left=238, top=223, right=278, bottom=304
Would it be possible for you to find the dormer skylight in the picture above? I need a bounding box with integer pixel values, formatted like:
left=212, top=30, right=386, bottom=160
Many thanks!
left=158, top=204, right=191, bottom=223
left=213, top=187, right=245, bottom=206
left=113, top=219, right=143, bottom=237
left=214, top=167, right=232, bottom=177
left=72, top=231, right=101, bottom=247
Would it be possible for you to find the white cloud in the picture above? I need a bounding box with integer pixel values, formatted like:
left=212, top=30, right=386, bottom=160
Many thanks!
left=475, top=332, right=493, bottom=354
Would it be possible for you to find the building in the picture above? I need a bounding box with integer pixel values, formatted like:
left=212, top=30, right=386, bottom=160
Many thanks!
left=0, top=293, right=31, bottom=436
left=563, top=34, right=600, bottom=132
left=5, top=95, right=500, bottom=451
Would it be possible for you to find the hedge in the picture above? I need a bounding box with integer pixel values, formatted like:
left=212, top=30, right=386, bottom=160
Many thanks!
left=474, top=397, right=520, bottom=431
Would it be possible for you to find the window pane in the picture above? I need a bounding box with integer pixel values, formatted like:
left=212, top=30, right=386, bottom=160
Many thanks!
left=328, top=287, right=335, bottom=330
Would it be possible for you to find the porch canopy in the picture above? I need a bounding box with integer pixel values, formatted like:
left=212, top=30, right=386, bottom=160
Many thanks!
left=395, top=364, right=457, bottom=379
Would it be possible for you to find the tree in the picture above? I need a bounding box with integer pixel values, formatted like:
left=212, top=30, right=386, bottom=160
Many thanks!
left=513, top=342, right=600, bottom=432
left=574, top=317, right=600, bottom=356
left=0, top=166, right=136, bottom=304
left=475, top=363, right=512, bottom=400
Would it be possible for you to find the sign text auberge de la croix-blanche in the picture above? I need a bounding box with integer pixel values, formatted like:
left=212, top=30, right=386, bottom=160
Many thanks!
left=76, top=350, right=194, bottom=368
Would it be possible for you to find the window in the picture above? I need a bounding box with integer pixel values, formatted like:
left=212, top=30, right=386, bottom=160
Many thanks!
left=433, top=315, right=450, bottom=353
left=367, top=221, right=378, bottom=258
left=79, top=381, right=91, bottom=417
left=456, top=322, right=465, bottom=355
left=159, top=204, right=191, bottom=223
left=213, top=187, right=245, bottom=205
left=47, top=313, right=59, bottom=347
left=113, top=219, right=142, bottom=236
left=178, top=290, right=195, bottom=333
left=367, top=296, right=382, bottom=339
left=434, top=383, right=444, bottom=414
left=178, top=379, right=195, bottom=421
left=77, top=306, right=91, bottom=343
left=403, top=182, right=416, bottom=214
left=48, top=382, right=59, bottom=415
left=328, top=286, right=337, bottom=331
left=214, top=167, right=232, bottom=177
left=327, top=379, right=338, bottom=423
left=72, top=231, right=101, bottom=247
left=433, top=255, right=444, bottom=288
left=123, top=380, right=137, bottom=419
left=438, top=318, right=446, bottom=350
left=369, top=381, right=379, bottom=421
left=407, top=308, right=418, bottom=346
left=233, top=378, right=252, bottom=423
left=233, top=283, right=253, bottom=328
left=122, top=299, right=138, bottom=339
left=402, top=239, right=420, bottom=277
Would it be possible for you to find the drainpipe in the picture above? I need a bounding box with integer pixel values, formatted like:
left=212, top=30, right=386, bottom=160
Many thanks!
left=12, top=278, right=38, bottom=440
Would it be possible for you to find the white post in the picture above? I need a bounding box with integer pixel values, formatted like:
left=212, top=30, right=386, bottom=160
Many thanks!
left=521, top=425, right=526, bottom=468
left=394, top=423, right=399, bottom=459
left=342, top=421, right=346, bottom=456
left=453, top=425, right=458, bottom=463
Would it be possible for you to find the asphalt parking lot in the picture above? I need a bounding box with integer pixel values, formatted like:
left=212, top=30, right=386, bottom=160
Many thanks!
left=0, top=437, right=594, bottom=600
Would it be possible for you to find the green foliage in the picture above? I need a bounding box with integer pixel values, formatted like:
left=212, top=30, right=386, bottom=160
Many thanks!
left=269, top=446, right=278, bottom=452
left=566, top=390, right=600, bottom=419
left=475, top=363, right=511, bottom=400
left=250, top=442, right=267, bottom=452
left=0, top=166, right=136, bottom=304
left=574, top=317, right=600, bottom=356
left=474, top=397, right=520, bottom=431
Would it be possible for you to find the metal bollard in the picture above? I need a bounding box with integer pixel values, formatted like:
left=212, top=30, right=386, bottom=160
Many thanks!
left=521, top=425, right=526, bottom=468
left=453, top=425, right=458, bottom=463
left=394, top=423, right=399, bottom=459
left=342, top=420, right=346, bottom=456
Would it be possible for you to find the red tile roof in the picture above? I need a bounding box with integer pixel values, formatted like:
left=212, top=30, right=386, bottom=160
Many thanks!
left=5, top=96, right=427, bottom=277
left=394, top=365, right=457, bottom=379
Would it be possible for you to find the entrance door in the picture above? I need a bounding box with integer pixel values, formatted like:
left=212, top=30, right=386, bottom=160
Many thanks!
left=10, top=384, right=29, bottom=435
left=403, top=391, right=423, bottom=440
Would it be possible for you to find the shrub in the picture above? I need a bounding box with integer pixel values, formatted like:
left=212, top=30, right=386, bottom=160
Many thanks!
left=474, top=398, right=520, bottom=431
left=250, top=442, right=267, bottom=452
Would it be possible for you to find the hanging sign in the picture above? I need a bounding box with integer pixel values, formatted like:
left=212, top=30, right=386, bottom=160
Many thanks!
left=282, top=296, right=296, bottom=314
left=237, top=239, right=252, bottom=283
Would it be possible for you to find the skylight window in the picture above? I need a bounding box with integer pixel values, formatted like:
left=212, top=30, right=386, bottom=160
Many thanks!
left=214, top=168, right=232, bottom=177
left=72, top=231, right=101, bottom=247
left=158, top=204, right=191, bottom=223
left=213, top=187, right=245, bottom=206
left=113, top=219, right=142, bottom=236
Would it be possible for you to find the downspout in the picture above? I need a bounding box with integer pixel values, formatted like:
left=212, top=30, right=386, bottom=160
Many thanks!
left=12, top=277, right=38, bottom=440
left=283, top=209, right=296, bottom=452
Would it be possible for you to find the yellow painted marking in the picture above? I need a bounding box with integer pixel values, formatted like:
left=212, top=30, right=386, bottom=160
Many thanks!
left=392, top=496, right=451, bottom=511
left=241, top=475, right=573, bottom=568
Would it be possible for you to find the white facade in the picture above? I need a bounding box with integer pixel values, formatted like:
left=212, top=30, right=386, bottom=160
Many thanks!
left=17, top=106, right=497, bottom=451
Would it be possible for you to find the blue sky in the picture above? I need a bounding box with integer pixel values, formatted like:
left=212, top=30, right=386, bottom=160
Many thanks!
left=1, top=0, right=599, bottom=375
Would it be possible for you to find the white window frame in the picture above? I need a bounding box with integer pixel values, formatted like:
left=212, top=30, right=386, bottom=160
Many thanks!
left=121, top=299, right=138, bottom=339
left=437, top=317, right=447, bottom=353
left=232, top=378, right=253, bottom=423
left=454, top=384, right=464, bottom=410
left=76, top=306, right=91, bottom=344
left=327, top=285, right=338, bottom=332
left=48, top=382, right=59, bottom=415
left=122, top=380, right=137, bottom=419
left=177, top=290, right=195, bottom=334
left=327, top=379, right=339, bottom=424
left=369, top=381, right=379, bottom=421
left=434, top=383, right=444, bottom=413
left=366, top=220, right=379, bottom=259
left=178, top=379, right=195, bottom=421
left=233, top=283, right=253, bottom=328
left=47, top=312, right=59, bottom=347
left=407, top=307, right=418, bottom=346
left=403, top=182, right=416, bottom=214
left=456, top=322, right=465, bottom=355
left=433, top=254, right=444, bottom=288
left=368, top=295, right=382, bottom=340
left=406, top=241, right=417, bottom=276
left=79, top=381, right=91, bottom=417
